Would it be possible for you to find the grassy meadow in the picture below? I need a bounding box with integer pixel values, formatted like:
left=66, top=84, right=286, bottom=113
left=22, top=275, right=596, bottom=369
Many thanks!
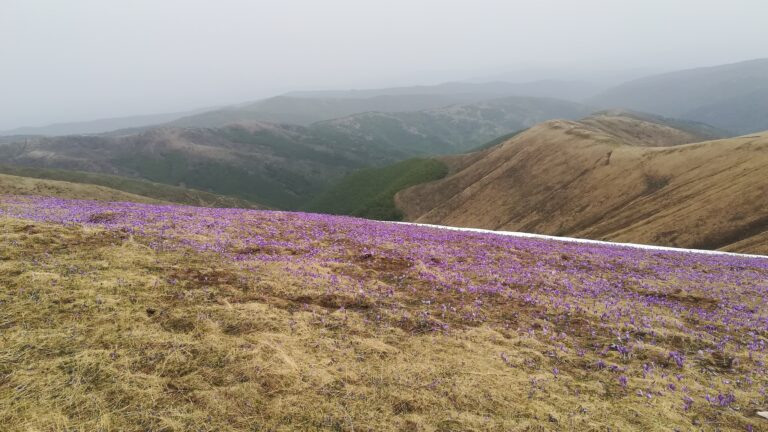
left=0, top=196, right=766, bottom=431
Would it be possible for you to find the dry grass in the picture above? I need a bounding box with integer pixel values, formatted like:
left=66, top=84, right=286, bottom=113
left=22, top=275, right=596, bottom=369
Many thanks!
left=396, top=119, right=768, bottom=254
left=0, top=173, right=164, bottom=204
left=0, top=217, right=765, bottom=431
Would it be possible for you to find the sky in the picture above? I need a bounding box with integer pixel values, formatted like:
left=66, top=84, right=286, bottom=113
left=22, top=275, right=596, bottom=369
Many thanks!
left=1, top=0, right=767, bottom=130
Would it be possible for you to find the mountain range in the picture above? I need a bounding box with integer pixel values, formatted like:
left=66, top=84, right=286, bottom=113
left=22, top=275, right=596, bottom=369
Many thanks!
left=0, top=96, right=592, bottom=208
left=3, top=58, right=765, bottom=137
left=589, top=58, right=768, bottom=134
left=0, top=80, right=603, bottom=136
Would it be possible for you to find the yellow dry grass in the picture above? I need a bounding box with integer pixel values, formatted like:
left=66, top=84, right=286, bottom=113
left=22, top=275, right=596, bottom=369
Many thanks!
left=0, top=173, right=165, bottom=204
left=0, top=217, right=765, bottom=431
left=396, top=119, right=768, bottom=254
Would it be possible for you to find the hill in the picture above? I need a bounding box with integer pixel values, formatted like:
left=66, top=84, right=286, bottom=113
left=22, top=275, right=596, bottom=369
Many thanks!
left=314, top=110, right=722, bottom=221
left=0, top=97, right=592, bottom=209
left=0, top=196, right=765, bottom=431
left=590, top=58, right=768, bottom=134
left=312, top=96, right=593, bottom=155
left=578, top=110, right=728, bottom=145
left=0, top=173, right=164, bottom=203
left=0, top=165, right=259, bottom=208
left=395, top=115, right=768, bottom=254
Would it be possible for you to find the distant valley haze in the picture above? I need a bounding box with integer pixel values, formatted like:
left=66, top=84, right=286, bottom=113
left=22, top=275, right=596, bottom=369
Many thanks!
left=2, top=0, right=767, bottom=131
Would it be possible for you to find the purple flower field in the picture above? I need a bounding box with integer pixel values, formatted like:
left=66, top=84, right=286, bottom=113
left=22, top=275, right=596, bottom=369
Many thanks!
left=2, top=194, right=767, bottom=430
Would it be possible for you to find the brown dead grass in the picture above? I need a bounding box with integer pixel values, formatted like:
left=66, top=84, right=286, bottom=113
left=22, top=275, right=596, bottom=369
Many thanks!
left=0, top=173, right=165, bottom=204
left=396, top=119, right=768, bottom=253
left=0, top=217, right=765, bottom=431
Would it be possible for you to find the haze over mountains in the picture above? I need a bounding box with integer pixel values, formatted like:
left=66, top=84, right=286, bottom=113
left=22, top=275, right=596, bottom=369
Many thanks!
left=285, top=80, right=605, bottom=102
left=1, top=80, right=601, bottom=136
left=0, top=108, right=212, bottom=137
left=3, top=58, right=764, bottom=137
left=590, top=58, right=768, bottom=133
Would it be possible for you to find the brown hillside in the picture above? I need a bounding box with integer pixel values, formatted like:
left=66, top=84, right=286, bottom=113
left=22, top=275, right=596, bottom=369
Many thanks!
left=579, top=111, right=721, bottom=146
left=395, top=117, right=768, bottom=254
left=0, top=173, right=165, bottom=203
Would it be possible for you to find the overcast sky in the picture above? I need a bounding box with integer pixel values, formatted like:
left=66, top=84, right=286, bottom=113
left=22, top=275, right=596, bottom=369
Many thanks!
left=1, top=0, right=766, bottom=130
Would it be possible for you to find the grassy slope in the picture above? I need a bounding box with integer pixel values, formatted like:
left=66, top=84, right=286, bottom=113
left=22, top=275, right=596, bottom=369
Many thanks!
left=0, top=165, right=259, bottom=208
left=306, top=158, right=448, bottom=220
left=583, top=110, right=728, bottom=143
left=465, top=129, right=527, bottom=152
left=309, top=112, right=708, bottom=222
left=0, top=173, right=165, bottom=203
left=395, top=118, right=768, bottom=254
left=0, top=217, right=553, bottom=431
left=1, top=201, right=766, bottom=431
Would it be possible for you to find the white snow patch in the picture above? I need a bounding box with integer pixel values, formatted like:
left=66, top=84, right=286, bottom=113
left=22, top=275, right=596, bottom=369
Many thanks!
left=392, top=222, right=768, bottom=260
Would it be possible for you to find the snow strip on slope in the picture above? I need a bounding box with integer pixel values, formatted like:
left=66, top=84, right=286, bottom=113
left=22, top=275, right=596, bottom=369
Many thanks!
left=394, top=222, right=768, bottom=260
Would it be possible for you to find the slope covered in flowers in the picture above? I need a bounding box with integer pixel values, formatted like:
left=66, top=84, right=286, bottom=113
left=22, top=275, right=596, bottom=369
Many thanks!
left=1, top=195, right=766, bottom=431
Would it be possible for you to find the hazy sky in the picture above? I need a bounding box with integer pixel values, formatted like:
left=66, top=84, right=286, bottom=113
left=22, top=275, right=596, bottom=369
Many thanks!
left=1, top=0, right=767, bottom=129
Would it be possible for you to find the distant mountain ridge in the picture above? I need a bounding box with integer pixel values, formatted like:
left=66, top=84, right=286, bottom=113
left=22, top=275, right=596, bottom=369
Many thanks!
left=590, top=58, right=768, bottom=133
left=0, top=80, right=602, bottom=136
left=166, top=94, right=488, bottom=128
left=0, top=164, right=260, bottom=208
left=311, top=96, right=594, bottom=155
left=6, top=58, right=766, bottom=137
left=285, top=79, right=605, bottom=101
left=0, top=108, right=213, bottom=137
left=680, top=88, right=768, bottom=135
